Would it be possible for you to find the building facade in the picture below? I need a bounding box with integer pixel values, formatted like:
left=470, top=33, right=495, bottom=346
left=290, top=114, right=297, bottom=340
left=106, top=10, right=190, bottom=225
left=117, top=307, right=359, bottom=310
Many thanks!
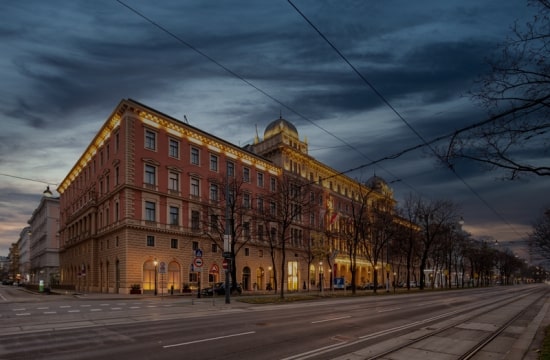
left=17, top=226, right=31, bottom=284
left=57, top=99, right=399, bottom=294
left=28, top=193, right=60, bottom=287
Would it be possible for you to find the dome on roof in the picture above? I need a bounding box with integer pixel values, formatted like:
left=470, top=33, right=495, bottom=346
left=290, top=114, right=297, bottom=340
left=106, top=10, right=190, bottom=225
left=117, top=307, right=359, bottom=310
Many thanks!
left=366, top=175, right=390, bottom=194
left=264, top=117, right=299, bottom=140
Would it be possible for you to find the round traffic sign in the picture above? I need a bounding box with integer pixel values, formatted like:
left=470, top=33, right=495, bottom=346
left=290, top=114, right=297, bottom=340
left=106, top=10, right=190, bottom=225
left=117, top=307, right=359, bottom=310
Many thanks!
left=222, top=258, right=228, bottom=269
left=193, top=257, right=203, bottom=267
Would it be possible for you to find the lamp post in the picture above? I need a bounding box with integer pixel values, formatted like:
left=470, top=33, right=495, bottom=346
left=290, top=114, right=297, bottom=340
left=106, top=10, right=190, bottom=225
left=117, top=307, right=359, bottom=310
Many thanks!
left=153, top=259, right=158, bottom=296
left=319, top=261, right=324, bottom=295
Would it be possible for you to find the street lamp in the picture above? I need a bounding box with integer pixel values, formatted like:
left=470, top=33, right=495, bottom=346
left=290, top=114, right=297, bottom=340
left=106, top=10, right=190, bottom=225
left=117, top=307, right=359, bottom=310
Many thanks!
left=319, top=261, right=324, bottom=295
left=153, top=259, right=158, bottom=296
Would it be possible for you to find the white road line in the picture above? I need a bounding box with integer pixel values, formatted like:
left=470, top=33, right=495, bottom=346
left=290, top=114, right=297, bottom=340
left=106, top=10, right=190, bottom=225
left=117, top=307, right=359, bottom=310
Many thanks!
left=12, top=308, right=26, bottom=311
left=80, top=304, right=91, bottom=307
left=111, top=307, right=122, bottom=310
left=129, top=306, right=140, bottom=309
left=59, top=305, right=71, bottom=308
left=90, top=309, right=102, bottom=312
left=377, top=307, right=401, bottom=313
left=100, top=304, right=110, bottom=306
left=44, top=311, right=57, bottom=314
left=0, top=293, right=7, bottom=301
left=311, top=316, right=352, bottom=324
left=163, top=331, right=256, bottom=348
left=16, top=313, right=31, bottom=316
left=37, top=307, right=49, bottom=310
left=68, top=310, right=80, bottom=313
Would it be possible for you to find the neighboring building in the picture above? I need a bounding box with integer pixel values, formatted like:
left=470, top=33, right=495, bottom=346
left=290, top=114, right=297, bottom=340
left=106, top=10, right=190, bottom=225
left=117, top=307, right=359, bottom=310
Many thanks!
left=57, top=99, right=399, bottom=294
left=248, top=117, right=398, bottom=289
left=8, top=242, right=19, bottom=282
left=0, top=256, right=9, bottom=281
left=28, top=190, right=60, bottom=287
left=18, top=226, right=31, bottom=283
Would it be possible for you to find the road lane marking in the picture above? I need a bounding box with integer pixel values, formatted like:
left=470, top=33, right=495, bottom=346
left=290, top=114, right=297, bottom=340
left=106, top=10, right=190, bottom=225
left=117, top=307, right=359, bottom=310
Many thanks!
left=377, top=307, right=401, bottom=313
left=311, top=316, right=351, bottom=324
left=129, top=306, right=140, bottom=309
left=111, top=307, right=122, bottom=310
left=44, top=311, right=57, bottom=314
left=12, top=308, right=26, bottom=311
left=60, top=305, right=71, bottom=308
left=16, top=313, right=31, bottom=316
left=68, top=310, right=80, bottom=313
left=163, top=331, right=256, bottom=348
left=0, top=293, right=7, bottom=301
left=80, top=304, right=91, bottom=307
left=90, top=309, right=102, bottom=312
left=37, top=307, right=49, bottom=310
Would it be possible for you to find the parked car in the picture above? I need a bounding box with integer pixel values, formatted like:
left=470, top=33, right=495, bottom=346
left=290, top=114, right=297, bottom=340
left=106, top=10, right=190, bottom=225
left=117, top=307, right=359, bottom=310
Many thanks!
left=201, top=282, right=242, bottom=296
left=2, top=279, right=14, bottom=285
left=400, top=281, right=417, bottom=288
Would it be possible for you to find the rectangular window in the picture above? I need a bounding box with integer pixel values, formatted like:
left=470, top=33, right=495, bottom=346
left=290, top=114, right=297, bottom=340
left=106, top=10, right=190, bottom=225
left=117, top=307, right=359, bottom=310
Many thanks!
left=145, top=164, right=156, bottom=185
left=115, top=166, right=120, bottom=185
left=145, top=129, right=156, bottom=150
left=210, top=154, right=218, bottom=172
left=190, top=178, right=200, bottom=196
left=171, top=238, right=178, bottom=249
left=243, top=167, right=250, bottom=182
left=270, top=177, right=276, bottom=192
left=147, top=235, right=155, bottom=247
left=191, top=210, right=200, bottom=230
left=243, top=193, right=251, bottom=208
left=169, top=138, right=179, bottom=158
left=243, top=222, right=250, bottom=240
left=169, top=206, right=179, bottom=225
left=257, top=197, right=264, bottom=213
left=245, top=248, right=250, bottom=256
left=270, top=201, right=276, bottom=216
left=145, top=201, right=156, bottom=221
left=257, top=172, right=264, bottom=187
left=192, top=241, right=199, bottom=250
left=168, top=172, right=179, bottom=191
left=210, top=214, right=218, bottom=231
left=227, top=161, right=234, bottom=177
left=210, top=183, right=218, bottom=201
left=257, top=224, right=264, bottom=240
left=191, top=147, right=200, bottom=165
left=211, top=243, right=218, bottom=253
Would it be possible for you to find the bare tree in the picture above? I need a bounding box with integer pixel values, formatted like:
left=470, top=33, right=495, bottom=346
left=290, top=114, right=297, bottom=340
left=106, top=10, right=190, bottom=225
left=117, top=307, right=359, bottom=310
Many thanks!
left=414, top=198, right=461, bottom=290
left=443, top=0, right=550, bottom=179
left=203, top=175, right=253, bottom=293
left=529, top=207, right=550, bottom=259
left=265, top=174, right=312, bottom=299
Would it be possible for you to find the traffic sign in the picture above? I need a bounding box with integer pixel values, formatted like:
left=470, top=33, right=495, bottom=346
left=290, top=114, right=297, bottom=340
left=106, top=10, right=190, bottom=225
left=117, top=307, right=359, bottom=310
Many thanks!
left=222, top=258, right=229, bottom=270
left=193, top=257, right=203, bottom=267
left=195, top=249, right=203, bottom=257
left=159, top=261, right=167, bottom=274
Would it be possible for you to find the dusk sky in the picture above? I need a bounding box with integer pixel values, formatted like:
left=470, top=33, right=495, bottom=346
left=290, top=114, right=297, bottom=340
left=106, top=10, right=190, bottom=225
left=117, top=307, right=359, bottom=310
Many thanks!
left=0, top=1, right=546, bottom=260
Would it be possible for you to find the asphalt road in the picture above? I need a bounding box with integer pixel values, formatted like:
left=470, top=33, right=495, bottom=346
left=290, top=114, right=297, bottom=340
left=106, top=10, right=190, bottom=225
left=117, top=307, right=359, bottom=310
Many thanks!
left=0, top=284, right=548, bottom=359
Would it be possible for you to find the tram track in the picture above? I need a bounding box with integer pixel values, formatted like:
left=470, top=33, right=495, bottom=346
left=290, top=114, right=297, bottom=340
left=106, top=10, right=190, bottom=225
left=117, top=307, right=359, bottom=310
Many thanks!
left=362, top=286, right=549, bottom=360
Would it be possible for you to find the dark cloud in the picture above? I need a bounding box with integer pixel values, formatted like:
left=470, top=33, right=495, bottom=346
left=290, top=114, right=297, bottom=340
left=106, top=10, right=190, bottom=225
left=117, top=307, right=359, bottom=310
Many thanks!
left=0, top=0, right=544, bottom=256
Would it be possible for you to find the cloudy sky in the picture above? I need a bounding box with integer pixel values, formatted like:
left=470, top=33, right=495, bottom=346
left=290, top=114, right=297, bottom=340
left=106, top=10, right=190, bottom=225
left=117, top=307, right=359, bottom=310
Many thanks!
left=0, top=1, right=546, bottom=260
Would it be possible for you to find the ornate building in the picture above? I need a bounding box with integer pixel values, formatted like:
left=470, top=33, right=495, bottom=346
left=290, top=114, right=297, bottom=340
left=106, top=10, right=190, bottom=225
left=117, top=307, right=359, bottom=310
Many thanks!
left=57, top=99, right=399, bottom=294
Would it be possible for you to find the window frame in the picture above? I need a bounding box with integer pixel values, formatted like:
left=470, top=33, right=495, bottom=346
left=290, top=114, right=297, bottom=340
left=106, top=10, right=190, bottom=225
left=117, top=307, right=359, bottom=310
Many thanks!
left=145, top=129, right=157, bottom=150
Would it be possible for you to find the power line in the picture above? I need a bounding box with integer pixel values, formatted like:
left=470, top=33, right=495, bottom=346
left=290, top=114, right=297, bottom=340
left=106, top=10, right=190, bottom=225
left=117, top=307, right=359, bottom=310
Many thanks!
left=287, top=0, right=526, bottom=239
left=0, top=173, right=56, bottom=186
left=114, top=0, right=416, bottom=194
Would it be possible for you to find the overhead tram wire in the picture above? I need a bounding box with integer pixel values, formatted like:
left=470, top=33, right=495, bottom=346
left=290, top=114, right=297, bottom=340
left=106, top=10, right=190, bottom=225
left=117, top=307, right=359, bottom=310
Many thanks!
left=287, top=0, right=525, bottom=238
left=114, top=0, right=417, bottom=193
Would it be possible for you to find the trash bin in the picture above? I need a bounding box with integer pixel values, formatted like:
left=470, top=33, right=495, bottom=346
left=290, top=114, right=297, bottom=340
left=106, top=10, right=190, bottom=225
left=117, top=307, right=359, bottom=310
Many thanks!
left=39, top=280, right=44, bottom=293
